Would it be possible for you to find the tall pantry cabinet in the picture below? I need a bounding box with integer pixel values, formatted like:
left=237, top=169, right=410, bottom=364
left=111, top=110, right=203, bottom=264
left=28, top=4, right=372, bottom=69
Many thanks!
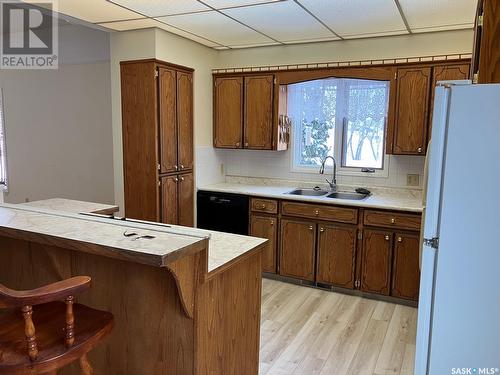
left=120, top=59, right=194, bottom=226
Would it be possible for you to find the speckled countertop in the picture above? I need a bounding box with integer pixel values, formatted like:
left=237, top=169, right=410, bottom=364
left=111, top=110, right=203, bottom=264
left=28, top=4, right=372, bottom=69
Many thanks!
left=0, top=199, right=266, bottom=273
left=198, top=179, right=423, bottom=213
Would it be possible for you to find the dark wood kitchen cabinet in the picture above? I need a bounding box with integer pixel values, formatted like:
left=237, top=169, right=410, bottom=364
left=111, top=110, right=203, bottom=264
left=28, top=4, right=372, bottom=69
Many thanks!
left=213, top=73, right=288, bottom=151
left=244, top=75, right=274, bottom=149
left=316, top=224, right=357, bottom=289
left=279, top=219, right=316, bottom=281
left=121, top=59, right=194, bottom=225
left=393, top=67, right=432, bottom=155
left=361, top=229, right=393, bottom=296
left=391, top=232, right=420, bottom=301
left=213, top=76, right=243, bottom=148
left=250, top=215, right=278, bottom=273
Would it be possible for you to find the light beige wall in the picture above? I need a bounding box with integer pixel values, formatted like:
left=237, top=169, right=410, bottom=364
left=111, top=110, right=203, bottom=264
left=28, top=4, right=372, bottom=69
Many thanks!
left=1, top=62, right=114, bottom=204
left=216, top=29, right=473, bottom=68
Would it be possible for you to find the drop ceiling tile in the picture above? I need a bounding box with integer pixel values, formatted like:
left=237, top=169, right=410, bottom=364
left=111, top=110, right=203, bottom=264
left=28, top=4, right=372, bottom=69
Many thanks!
left=223, top=1, right=334, bottom=42
left=157, top=11, right=273, bottom=46
left=203, top=0, right=282, bottom=9
left=297, top=0, right=407, bottom=37
left=398, top=0, right=476, bottom=31
left=22, top=0, right=143, bottom=23
left=108, top=0, right=210, bottom=17
left=98, top=18, right=221, bottom=47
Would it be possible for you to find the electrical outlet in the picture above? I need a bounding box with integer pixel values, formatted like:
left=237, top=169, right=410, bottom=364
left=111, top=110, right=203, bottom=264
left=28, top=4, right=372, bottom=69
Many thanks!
left=407, top=174, right=419, bottom=187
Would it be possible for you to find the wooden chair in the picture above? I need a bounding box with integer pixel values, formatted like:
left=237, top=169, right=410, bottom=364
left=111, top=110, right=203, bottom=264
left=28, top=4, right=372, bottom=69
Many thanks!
left=0, top=276, right=114, bottom=374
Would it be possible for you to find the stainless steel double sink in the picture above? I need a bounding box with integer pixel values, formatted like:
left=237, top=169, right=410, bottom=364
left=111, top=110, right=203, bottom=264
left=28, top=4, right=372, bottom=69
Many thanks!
left=286, top=188, right=369, bottom=200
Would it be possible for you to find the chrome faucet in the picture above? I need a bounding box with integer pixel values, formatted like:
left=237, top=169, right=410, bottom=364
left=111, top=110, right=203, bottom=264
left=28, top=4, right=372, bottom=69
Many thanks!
left=319, top=156, right=337, bottom=191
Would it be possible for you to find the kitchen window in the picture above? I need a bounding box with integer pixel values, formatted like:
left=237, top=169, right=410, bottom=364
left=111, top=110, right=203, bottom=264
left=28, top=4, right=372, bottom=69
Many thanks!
left=0, top=89, right=8, bottom=191
left=288, top=77, right=390, bottom=176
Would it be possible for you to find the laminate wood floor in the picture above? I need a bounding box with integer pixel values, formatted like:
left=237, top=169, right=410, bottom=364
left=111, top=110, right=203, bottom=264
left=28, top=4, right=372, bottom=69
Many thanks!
left=260, top=279, right=417, bottom=375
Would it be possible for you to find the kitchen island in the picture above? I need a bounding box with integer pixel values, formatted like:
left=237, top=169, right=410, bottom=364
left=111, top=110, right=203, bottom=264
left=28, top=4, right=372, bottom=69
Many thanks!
left=0, top=199, right=267, bottom=375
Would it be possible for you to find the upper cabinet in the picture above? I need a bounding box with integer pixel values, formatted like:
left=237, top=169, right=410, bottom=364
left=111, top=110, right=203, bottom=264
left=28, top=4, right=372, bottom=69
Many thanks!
left=213, top=74, right=288, bottom=151
left=213, top=76, right=243, bottom=148
left=392, top=66, right=432, bottom=155
left=472, top=0, right=500, bottom=83
left=244, top=75, right=274, bottom=149
left=177, top=71, right=194, bottom=171
left=387, top=61, right=470, bottom=155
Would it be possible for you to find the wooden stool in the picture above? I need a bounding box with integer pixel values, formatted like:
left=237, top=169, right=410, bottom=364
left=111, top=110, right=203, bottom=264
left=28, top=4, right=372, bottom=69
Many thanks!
left=0, top=276, right=114, bottom=374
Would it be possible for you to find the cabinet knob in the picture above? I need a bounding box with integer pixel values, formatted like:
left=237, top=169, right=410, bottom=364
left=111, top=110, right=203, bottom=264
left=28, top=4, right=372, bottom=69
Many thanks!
left=385, top=235, right=390, bottom=241
left=180, top=164, right=184, bottom=169
left=390, top=218, right=396, bottom=224
left=180, top=177, right=185, bottom=182
left=417, top=147, right=422, bottom=153
left=174, top=165, right=178, bottom=170
left=261, top=204, right=266, bottom=209
left=270, top=220, right=274, bottom=226
left=397, top=237, right=403, bottom=242
left=320, top=227, right=324, bottom=233
left=309, top=225, right=314, bottom=231
left=245, top=142, right=249, bottom=147
left=236, top=142, right=241, bottom=147
left=174, top=177, right=179, bottom=182
left=315, top=210, right=319, bottom=215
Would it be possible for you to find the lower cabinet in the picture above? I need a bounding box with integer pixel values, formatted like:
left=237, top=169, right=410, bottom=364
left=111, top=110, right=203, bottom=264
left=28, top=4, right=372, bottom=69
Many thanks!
left=161, top=172, right=194, bottom=226
left=316, top=224, right=357, bottom=289
left=391, top=233, right=420, bottom=301
left=279, top=219, right=316, bottom=281
left=361, top=229, right=393, bottom=295
left=250, top=215, right=277, bottom=273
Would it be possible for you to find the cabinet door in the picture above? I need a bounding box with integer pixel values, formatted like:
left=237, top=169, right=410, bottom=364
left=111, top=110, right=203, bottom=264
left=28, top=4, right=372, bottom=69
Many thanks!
left=361, top=229, right=393, bottom=295
left=177, top=71, right=193, bottom=171
left=161, top=176, right=178, bottom=225
left=394, top=67, right=431, bottom=155
left=244, top=75, right=274, bottom=150
left=250, top=215, right=277, bottom=273
left=316, top=225, right=357, bottom=289
left=429, top=64, right=470, bottom=131
left=391, top=233, right=420, bottom=301
left=279, top=219, right=316, bottom=281
left=178, top=173, right=194, bottom=227
left=214, top=77, right=243, bottom=148
left=159, top=67, right=178, bottom=174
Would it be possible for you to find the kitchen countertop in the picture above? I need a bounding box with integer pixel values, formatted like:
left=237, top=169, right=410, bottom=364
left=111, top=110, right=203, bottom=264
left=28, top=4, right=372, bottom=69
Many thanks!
left=198, top=182, right=423, bottom=213
left=1, top=199, right=266, bottom=273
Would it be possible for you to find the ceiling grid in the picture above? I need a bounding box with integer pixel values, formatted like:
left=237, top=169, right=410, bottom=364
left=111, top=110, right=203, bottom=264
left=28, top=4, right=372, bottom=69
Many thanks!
left=26, top=0, right=476, bottom=50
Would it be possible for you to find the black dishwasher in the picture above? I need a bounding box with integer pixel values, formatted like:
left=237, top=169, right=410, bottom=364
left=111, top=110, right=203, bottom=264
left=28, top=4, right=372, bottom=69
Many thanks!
left=197, top=191, right=249, bottom=235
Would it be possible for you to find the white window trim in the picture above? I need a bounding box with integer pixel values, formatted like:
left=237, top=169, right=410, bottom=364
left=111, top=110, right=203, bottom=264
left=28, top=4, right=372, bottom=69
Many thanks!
left=289, top=79, right=390, bottom=178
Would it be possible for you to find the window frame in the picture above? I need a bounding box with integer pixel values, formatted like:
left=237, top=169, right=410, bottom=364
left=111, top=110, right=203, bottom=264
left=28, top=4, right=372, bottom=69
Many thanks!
left=289, top=78, right=390, bottom=178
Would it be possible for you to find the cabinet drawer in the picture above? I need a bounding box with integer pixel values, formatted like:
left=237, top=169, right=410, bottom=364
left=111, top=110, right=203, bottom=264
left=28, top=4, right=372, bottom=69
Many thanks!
left=281, top=201, right=358, bottom=224
left=364, top=210, right=421, bottom=231
left=250, top=198, right=278, bottom=214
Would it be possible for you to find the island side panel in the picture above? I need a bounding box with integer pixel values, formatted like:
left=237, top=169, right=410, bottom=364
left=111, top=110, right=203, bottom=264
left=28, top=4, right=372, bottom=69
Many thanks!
left=0, top=236, right=200, bottom=375
left=195, top=251, right=263, bottom=375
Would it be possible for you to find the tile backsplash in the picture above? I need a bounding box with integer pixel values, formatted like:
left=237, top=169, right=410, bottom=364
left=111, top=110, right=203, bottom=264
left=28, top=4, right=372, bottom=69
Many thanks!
left=212, top=148, right=425, bottom=189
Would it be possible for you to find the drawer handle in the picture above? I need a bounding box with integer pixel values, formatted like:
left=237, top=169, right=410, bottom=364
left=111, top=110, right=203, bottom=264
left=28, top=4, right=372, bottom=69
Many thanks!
left=315, top=210, right=319, bottom=215
left=385, top=235, right=390, bottom=241
left=270, top=220, right=274, bottom=226
left=320, top=227, right=324, bottom=233
left=390, top=218, right=396, bottom=224
left=417, top=147, right=422, bottom=153
left=397, top=237, right=402, bottom=242
left=309, top=225, right=313, bottom=231
left=261, top=204, right=266, bottom=209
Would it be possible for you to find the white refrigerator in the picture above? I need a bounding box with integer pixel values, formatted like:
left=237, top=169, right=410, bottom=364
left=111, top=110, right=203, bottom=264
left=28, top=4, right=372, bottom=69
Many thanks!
left=415, top=82, right=500, bottom=374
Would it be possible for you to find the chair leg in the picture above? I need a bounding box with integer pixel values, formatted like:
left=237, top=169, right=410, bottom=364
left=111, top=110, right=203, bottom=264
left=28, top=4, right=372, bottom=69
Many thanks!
left=79, top=354, right=93, bottom=375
